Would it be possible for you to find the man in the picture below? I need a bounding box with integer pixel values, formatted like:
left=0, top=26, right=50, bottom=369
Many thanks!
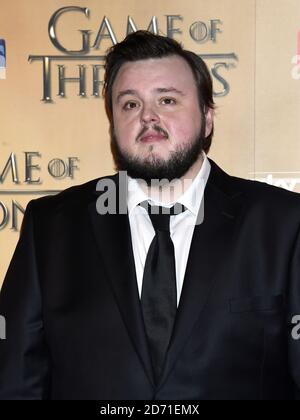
left=0, top=31, right=300, bottom=400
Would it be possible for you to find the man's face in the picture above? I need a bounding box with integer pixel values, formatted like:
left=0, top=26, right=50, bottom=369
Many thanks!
left=111, top=55, right=212, bottom=183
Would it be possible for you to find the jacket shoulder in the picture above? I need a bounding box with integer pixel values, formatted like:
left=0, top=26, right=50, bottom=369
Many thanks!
left=209, top=159, right=300, bottom=211
left=27, top=174, right=118, bottom=214
left=230, top=174, right=300, bottom=205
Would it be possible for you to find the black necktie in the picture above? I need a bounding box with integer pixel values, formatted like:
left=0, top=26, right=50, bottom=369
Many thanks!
left=139, top=201, right=186, bottom=384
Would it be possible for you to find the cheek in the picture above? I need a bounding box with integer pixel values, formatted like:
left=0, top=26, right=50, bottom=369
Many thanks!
left=113, top=114, right=130, bottom=135
left=113, top=114, right=140, bottom=146
left=167, top=114, right=201, bottom=142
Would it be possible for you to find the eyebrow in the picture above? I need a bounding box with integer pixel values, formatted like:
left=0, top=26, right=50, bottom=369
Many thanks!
left=116, top=87, right=185, bottom=103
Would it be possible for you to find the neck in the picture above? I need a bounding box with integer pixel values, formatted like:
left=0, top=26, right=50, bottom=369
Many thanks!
left=142, top=153, right=204, bottom=204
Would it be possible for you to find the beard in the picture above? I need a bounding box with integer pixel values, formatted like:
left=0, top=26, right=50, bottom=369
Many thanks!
left=110, top=124, right=206, bottom=186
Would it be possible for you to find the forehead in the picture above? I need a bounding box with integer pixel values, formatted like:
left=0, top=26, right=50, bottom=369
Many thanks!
left=112, top=55, right=196, bottom=95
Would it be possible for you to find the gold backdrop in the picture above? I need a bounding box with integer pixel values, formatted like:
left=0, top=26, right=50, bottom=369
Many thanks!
left=1, top=0, right=300, bottom=286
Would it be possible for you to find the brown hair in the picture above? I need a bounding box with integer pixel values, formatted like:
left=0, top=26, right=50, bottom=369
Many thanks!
left=103, top=30, right=215, bottom=153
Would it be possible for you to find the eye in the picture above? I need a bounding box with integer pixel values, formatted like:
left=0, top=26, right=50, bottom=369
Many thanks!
left=123, top=101, right=139, bottom=110
left=160, top=97, right=177, bottom=105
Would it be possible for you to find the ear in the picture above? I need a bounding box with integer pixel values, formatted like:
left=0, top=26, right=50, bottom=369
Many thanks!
left=204, top=108, right=214, bottom=138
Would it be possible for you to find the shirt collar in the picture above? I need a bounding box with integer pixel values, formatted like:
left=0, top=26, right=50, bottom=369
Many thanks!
left=127, top=152, right=211, bottom=216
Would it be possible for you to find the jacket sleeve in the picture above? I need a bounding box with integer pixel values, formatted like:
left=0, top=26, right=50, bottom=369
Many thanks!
left=288, top=224, right=300, bottom=399
left=0, top=201, right=50, bottom=400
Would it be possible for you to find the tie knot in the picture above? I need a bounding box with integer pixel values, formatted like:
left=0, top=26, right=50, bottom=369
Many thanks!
left=139, top=201, right=186, bottom=232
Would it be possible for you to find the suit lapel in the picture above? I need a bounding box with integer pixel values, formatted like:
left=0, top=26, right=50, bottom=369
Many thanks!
left=157, top=160, right=245, bottom=389
left=88, top=174, right=156, bottom=388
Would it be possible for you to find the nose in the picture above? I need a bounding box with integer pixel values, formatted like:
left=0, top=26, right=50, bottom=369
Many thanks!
left=140, top=104, right=160, bottom=125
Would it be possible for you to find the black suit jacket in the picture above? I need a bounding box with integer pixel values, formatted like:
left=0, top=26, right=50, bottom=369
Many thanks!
left=0, top=159, right=300, bottom=400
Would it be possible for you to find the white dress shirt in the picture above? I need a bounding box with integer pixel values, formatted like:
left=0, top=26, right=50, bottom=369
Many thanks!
left=127, top=153, right=211, bottom=307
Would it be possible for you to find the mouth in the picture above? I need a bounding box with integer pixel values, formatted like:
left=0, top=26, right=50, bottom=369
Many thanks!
left=140, top=133, right=168, bottom=143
